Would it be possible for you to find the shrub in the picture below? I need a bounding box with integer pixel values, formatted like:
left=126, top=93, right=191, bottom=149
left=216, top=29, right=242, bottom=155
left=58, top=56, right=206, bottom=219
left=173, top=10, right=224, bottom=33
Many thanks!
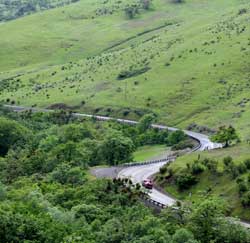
left=241, top=191, right=250, bottom=207
left=168, top=130, right=186, bottom=146
left=237, top=163, right=247, bottom=174
left=202, top=158, right=218, bottom=173
left=191, top=161, right=205, bottom=175
left=140, top=0, right=152, bottom=10
left=124, top=5, right=139, bottom=19
left=171, top=0, right=184, bottom=3
left=228, top=164, right=239, bottom=179
left=159, top=166, right=167, bottom=174
left=172, top=140, right=194, bottom=150
left=176, top=173, right=197, bottom=190
left=223, top=156, right=233, bottom=166
left=168, top=168, right=173, bottom=177
left=238, top=8, right=247, bottom=15
left=0, top=117, right=30, bottom=156
left=244, top=159, right=250, bottom=169
left=117, top=67, right=150, bottom=80
left=238, top=182, right=248, bottom=195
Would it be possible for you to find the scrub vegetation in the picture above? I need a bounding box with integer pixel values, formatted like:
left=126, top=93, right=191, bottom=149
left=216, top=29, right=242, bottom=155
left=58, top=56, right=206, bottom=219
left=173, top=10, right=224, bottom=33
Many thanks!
left=157, top=144, right=250, bottom=221
left=0, top=107, right=250, bottom=243
left=1, top=0, right=250, bottom=241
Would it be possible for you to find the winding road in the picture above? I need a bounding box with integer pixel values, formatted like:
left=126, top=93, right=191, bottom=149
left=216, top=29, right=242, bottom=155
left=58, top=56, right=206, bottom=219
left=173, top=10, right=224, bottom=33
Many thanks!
left=4, top=104, right=250, bottom=228
left=118, top=129, right=222, bottom=207
left=4, top=104, right=222, bottom=207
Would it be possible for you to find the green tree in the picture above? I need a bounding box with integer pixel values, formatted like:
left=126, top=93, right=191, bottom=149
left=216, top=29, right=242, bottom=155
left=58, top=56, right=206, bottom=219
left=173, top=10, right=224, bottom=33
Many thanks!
left=51, top=163, right=86, bottom=185
left=0, top=117, right=30, bottom=156
left=214, top=218, right=250, bottom=243
left=172, top=228, right=199, bottom=243
left=188, top=198, right=227, bottom=243
left=140, top=0, right=153, bottom=10
left=138, top=114, right=156, bottom=133
left=212, top=125, right=239, bottom=147
left=124, top=5, right=139, bottom=19
left=168, top=130, right=186, bottom=146
left=100, top=130, right=135, bottom=165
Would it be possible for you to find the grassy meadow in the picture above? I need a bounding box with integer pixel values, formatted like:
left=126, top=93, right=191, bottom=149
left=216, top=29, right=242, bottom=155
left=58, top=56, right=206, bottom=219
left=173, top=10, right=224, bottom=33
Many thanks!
left=133, top=144, right=168, bottom=161
left=0, top=0, right=250, bottom=139
left=1, top=0, right=250, bottom=222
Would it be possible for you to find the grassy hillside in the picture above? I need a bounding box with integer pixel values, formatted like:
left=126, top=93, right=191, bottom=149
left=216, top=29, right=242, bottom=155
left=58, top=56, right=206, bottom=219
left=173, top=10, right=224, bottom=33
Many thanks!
left=156, top=143, right=250, bottom=221
left=0, top=0, right=79, bottom=22
left=133, top=145, right=168, bottom=161
left=0, top=0, right=250, bottom=138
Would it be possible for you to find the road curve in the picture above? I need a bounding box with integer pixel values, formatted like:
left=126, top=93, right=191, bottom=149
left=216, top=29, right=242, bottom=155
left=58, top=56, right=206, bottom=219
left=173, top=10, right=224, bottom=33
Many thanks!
left=3, top=104, right=222, bottom=206
left=3, top=104, right=222, bottom=150
left=4, top=105, right=250, bottom=228
left=118, top=161, right=176, bottom=206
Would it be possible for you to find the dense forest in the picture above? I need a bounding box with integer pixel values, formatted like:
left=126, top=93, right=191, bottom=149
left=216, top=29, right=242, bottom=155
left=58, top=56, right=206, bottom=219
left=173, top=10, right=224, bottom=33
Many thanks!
left=0, top=0, right=79, bottom=21
left=0, top=106, right=249, bottom=243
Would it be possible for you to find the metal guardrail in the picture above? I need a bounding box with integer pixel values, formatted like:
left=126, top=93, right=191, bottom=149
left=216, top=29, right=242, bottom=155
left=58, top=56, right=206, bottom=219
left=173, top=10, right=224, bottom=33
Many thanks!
left=4, top=105, right=203, bottom=210
left=119, top=156, right=177, bottom=167
left=143, top=197, right=167, bottom=209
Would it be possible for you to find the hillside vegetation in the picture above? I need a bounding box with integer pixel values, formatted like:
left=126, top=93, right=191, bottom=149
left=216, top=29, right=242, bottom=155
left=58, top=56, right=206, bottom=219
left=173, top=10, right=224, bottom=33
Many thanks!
left=0, top=0, right=79, bottom=22
left=1, top=109, right=250, bottom=243
left=0, top=0, right=250, bottom=139
left=156, top=144, right=250, bottom=221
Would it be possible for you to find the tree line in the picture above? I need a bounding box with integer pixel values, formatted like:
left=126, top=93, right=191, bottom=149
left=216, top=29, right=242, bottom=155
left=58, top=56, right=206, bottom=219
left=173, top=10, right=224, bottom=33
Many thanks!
left=0, top=107, right=249, bottom=242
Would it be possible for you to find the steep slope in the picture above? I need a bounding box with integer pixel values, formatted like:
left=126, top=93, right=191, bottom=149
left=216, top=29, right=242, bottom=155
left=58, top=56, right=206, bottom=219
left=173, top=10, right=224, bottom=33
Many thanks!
left=157, top=144, right=250, bottom=221
left=0, top=0, right=250, bottom=138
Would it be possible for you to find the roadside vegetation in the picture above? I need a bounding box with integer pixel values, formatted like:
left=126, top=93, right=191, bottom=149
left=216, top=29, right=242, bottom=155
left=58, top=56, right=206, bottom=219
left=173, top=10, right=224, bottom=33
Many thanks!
left=0, top=108, right=250, bottom=242
left=133, top=144, right=168, bottom=161
left=156, top=142, right=250, bottom=221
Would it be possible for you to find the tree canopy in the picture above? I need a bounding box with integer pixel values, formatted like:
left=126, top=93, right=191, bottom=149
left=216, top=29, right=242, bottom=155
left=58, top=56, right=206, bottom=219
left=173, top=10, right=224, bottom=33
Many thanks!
left=212, top=125, right=239, bottom=147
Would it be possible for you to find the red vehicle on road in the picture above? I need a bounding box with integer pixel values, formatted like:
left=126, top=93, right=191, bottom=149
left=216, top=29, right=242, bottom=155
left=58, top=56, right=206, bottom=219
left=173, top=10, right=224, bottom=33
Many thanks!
left=142, top=179, right=153, bottom=189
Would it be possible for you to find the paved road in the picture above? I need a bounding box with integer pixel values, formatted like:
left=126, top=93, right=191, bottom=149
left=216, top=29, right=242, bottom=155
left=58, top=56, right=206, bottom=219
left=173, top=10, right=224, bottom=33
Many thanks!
left=118, top=161, right=176, bottom=206
left=3, top=105, right=222, bottom=150
left=4, top=105, right=250, bottom=228
left=4, top=104, right=222, bottom=206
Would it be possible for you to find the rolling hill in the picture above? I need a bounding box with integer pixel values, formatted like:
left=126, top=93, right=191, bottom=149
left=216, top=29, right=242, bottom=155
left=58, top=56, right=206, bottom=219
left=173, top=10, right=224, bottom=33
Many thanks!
left=0, top=0, right=250, bottom=139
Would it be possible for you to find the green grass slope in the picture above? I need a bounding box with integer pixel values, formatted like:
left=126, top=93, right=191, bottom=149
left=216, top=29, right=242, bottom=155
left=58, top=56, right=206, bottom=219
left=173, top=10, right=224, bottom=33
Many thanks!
left=1, top=0, right=250, bottom=138
left=0, top=0, right=80, bottom=22
left=158, top=144, right=250, bottom=221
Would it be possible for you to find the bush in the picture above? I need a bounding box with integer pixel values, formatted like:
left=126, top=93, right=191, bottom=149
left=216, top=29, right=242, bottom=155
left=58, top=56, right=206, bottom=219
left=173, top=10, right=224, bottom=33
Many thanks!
left=237, top=163, right=247, bottom=174
left=159, top=166, right=167, bottom=174
left=176, top=173, right=197, bottom=190
left=172, top=140, right=194, bottom=151
left=244, top=159, right=250, bottom=169
left=191, top=161, right=205, bottom=175
left=117, top=67, right=150, bottom=80
left=238, top=8, right=247, bottom=15
left=51, top=164, right=86, bottom=185
left=168, top=130, right=186, bottom=146
left=223, top=156, right=233, bottom=166
left=228, top=164, right=239, bottom=179
left=0, top=117, right=30, bottom=156
left=238, top=182, right=248, bottom=195
left=202, top=158, right=218, bottom=173
left=241, top=191, right=250, bottom=207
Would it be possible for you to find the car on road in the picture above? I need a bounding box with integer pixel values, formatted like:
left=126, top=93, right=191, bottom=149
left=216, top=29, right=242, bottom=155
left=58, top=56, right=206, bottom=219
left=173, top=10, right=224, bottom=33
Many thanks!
left=142, top=179, right=153, bottom=189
